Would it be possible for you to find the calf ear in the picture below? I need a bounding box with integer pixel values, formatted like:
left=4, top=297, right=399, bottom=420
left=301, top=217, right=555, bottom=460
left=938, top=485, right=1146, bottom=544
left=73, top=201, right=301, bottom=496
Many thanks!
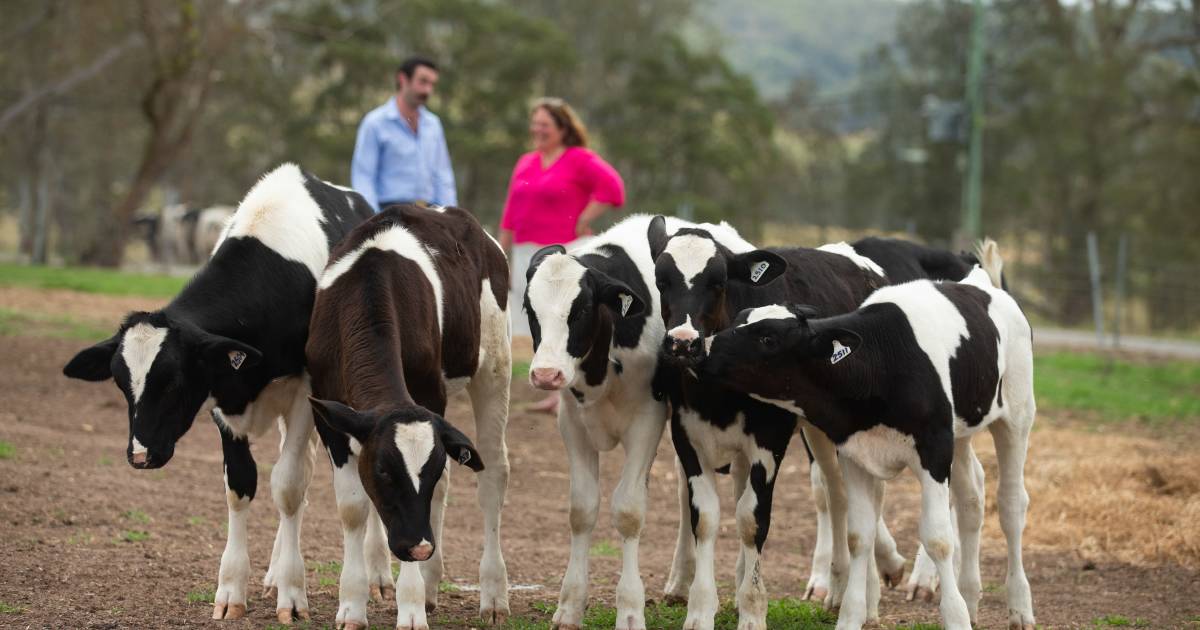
left=592, top=271, right=645, bottom=318
left=436, top=417, right=484, bottom=472
left=309, top=397, right=375, bottom=444
left=788, top=304, right=820, bottom=320
left=197, top=332, right=263, bottom=372
left=647, top=215, right=669, bottom=260
left=526, top=244, right=567, bottom=282
left=729, top=250, right=788, bottom=286
left=63, top=334, right=121, bottom=381
left=811, top=328, right=863, bottom=362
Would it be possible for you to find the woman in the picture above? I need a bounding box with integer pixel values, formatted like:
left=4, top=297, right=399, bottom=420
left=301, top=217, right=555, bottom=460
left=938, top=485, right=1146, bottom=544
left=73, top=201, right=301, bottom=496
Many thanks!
left=499, top=97, right=625, bottom=411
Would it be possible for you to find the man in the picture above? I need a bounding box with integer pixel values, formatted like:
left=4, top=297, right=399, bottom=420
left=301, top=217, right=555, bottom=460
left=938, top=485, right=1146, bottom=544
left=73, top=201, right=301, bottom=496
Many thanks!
left=351, top=57, right=457, bottom=212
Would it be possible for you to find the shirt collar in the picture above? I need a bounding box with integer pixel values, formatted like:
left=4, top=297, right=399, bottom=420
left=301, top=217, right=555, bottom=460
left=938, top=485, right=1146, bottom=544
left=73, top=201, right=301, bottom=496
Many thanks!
left=384, top=98, right=430, bottom=122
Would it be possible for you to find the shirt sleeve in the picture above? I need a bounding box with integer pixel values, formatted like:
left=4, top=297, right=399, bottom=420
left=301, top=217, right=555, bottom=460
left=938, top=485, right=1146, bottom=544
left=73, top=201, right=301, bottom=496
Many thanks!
left=499, top=157, right=526, bottom=231
left=351, top=115, right=382, bottom=212
left=580, top=151, right=626, bottom=208
left=431, top=122, right=458, bottom=207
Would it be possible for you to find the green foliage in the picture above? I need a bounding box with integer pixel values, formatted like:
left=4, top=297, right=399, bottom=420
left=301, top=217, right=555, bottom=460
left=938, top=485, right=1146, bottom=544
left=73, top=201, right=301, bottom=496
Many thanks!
left=588, top=540, right=620, bottom=558
left=512, top=359, right=531, bottom=379
left=185, top=588, right=215, bottom=604
left=1034, top=353, right=1200, bottom=423
left=515, top=599, right=835, bottom=629
left=122, top=509, right=150, bottom=525
left=119, top=530, right=150, bottom=543
left=0, top=263, right=186, bottom=298
left=1093, top=615, right=1150, bottom=627
left=186, top=516, right=205, bottom=526
left=0, top=602, right=25, bottom=614
left=0, top=441, right=15, bottom=460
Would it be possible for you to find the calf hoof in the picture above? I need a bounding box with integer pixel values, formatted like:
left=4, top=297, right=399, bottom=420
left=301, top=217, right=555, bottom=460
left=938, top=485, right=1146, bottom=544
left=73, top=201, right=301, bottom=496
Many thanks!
left=905, top=585, right=936, bottom=602
left=803, top=586, right=828, bottom=603
left=553, top=625, right=581, bottom=630
left=370, top=585, right=382, bottom=602
left=339, top=623, right=366, bottom=630
left=881, top=567, right=905, bottom=589
left=481, top=605, right=509, bottom=626
left=1008, top=623, right=1036, bottom=630
left=276, top=607, right=310, bottom=624
left=662, top=593, right=688, bottom=605
left=262, top=584, right=277, bottom=599
left=211, top=602, right=246, bottom=620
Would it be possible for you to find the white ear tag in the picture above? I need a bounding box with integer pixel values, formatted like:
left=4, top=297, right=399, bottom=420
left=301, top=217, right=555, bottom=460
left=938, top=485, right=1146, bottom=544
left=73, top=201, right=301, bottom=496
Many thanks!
left=749, top=261, right=770, bottom=283
left=619, top=293, right=633, bottom=316
left=458, top=450, right=472, bottom=465
left=229, top=350, right=247, bottom=370
left=830, top=340, right=851, bottom=365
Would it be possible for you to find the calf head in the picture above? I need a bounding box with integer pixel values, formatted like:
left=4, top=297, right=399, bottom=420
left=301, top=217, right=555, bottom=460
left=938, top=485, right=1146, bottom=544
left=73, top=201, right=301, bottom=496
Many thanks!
left=701, top=304, right=861, bottom=398
left=523, top=245, right=645, bottom=391
left=309, top=398, right=482, bottom=562
left=62, top=311, right=262, bottom=469
left=647, top=215, right=786, bottom=367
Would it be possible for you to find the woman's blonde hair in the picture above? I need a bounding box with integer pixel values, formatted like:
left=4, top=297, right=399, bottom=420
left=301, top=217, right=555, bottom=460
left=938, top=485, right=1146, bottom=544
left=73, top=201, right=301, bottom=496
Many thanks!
left=532, top=97, right=589, bottom=148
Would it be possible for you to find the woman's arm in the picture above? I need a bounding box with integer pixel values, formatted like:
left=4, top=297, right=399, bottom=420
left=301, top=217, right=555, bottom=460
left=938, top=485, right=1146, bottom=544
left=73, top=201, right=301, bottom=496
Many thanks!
left=498, top=226, right=514, bottom=255
left=575, top=201, right=612, bottom=237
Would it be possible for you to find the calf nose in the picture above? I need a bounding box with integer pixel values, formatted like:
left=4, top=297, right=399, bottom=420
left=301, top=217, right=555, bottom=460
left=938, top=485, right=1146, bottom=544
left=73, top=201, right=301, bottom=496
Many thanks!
left=530, top=367, right=566, bottom=390
left=130, top=451, right=148, bottom=466
left=409, top=542, right=434, bottom=561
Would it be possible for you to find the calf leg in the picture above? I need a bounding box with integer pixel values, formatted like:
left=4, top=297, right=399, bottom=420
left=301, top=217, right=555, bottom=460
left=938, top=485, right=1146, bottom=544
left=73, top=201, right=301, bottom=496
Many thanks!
left=730, top=452, right=751, bottom=587
left=903, top=543, right=939, bottom=601
left=554, top=404, right=601, bottom=630
left=611, top=402, right=667, bottom=630
left=872, top=481, right=907, bottom=589
left=419, top=465, right=450, bottom=610
left=395, top=560, right=429, bottom=630
left=950, top=439, right=985, bottom=624
left=990, top=417, right=1035, bottom=629
left=324, top=440, right=371, bottom=630
left=213, top=417, right=255, bottom=621
left=269, top=395, right=316, bottom=623
left=915, top=467, right=971, bottom=630
left=467, top=362, right=512, bottom=624
left=663, top=456, right=696, bottom=604
left=834, top=458, right=878, bottom=630
left=804, top=424, right=849, bottom=609
left=804, top=454, right=833, bottom=603
left=671, top=424, right=719, bottom=630
left=734, top=448, right=786, bottom=630
left=364, top=506, right=393, bottom=602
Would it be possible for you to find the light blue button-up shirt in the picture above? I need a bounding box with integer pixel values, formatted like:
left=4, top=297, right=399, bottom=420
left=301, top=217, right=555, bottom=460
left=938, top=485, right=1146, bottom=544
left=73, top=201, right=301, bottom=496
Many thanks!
left=351, top=100, right=458, bottom=212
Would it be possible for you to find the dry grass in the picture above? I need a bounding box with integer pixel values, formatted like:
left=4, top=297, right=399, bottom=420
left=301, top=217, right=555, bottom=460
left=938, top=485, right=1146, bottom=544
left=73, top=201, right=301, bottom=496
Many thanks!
left=972, top=422, right=1200, bottom=569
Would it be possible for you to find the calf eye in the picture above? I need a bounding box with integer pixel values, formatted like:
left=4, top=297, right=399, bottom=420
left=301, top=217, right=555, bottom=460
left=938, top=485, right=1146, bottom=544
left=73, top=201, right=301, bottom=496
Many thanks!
left=759, top=335, right=777, bottom=348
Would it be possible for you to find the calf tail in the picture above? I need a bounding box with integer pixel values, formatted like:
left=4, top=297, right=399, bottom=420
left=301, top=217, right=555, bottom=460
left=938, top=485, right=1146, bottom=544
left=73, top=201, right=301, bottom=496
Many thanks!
left=975, top=238, right=1004, bottom=289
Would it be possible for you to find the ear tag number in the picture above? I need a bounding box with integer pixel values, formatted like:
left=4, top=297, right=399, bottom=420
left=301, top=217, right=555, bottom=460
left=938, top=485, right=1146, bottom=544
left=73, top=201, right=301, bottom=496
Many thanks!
left=830, top=340, right=852, bottom=365
left=750, top=261, right=770, bottom=283
left=229, top=350, right=247, bottom=371
left=619, top=293, right=633, bottom=316
left=458, top=450, right=472, bottom=465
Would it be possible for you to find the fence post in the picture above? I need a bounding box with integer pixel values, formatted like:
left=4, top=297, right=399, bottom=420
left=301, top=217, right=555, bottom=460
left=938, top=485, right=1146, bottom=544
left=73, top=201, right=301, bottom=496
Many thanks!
left=1086, top=231, right=1105, bottom=349
left=1112, top=233, right=1128, bottom=350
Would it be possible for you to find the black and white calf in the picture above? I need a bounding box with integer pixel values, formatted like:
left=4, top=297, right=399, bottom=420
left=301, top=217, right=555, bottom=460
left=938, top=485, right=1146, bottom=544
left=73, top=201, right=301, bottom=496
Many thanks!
left=62, top=164, right=373, bottom=622
left=306, top=204, right=512, bottom=630
left=648, top=215, right=928, bottom=630
left=700, top=247, right=1035, bottom=630
left=523, top=215, right=731, bottom=630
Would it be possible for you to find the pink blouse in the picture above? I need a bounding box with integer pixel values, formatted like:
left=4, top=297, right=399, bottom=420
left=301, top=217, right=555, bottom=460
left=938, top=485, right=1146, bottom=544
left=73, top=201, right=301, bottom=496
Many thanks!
left=499, top=147, right=625, bottom=245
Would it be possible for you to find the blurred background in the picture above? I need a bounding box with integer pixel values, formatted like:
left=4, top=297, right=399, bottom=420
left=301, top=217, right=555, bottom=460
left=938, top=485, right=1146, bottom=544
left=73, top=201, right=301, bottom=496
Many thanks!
left=1, top=0, right=1198, bottom=339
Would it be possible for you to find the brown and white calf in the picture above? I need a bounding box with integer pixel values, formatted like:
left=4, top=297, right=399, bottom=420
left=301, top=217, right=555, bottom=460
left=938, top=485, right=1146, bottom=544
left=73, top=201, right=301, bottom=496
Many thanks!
left=306, top=203, right=512, bottom=630
left=699, top=248, right=1034, bottom=630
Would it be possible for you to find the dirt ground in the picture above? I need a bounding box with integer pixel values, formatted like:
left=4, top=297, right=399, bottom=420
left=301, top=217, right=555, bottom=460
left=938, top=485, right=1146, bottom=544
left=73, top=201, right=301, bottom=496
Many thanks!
left=1, top=288, right=1198, bottom=629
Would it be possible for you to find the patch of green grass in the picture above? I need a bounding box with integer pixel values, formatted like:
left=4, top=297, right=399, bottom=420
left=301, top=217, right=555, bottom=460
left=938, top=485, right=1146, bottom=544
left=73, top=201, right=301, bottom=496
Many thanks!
left=0, top=602, right=25, bottom=614
left=186, top=516, right=205, bottom=526
left=517, top=599, right=835, bottom=629
left=589, top=540, right=620, bottom=558
left=1035, top=352, right=1200, bottom=423
left=310, top=559, right=342, bottom=575
left=319, top=575, right=338, bottom=588
left=185, top=588, right=214, bottom=604
left=0, top=263, right=188, bottom=298
left=513, top=359, right=531, bottom=378
left=119, top=529, right=150, bottom=543
left=122, top=509, right=150, bottom=524
left=97, top=455, right=113, bottom=466
left=1093, top=615, right=1150, bottom=627
left=66, top=533, right=94, bottom=545
left=0, top=440, right=15, bottom=460
left=0, top=308, right=114, bottom=341
left=439, top=581, right=460, bottom=593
